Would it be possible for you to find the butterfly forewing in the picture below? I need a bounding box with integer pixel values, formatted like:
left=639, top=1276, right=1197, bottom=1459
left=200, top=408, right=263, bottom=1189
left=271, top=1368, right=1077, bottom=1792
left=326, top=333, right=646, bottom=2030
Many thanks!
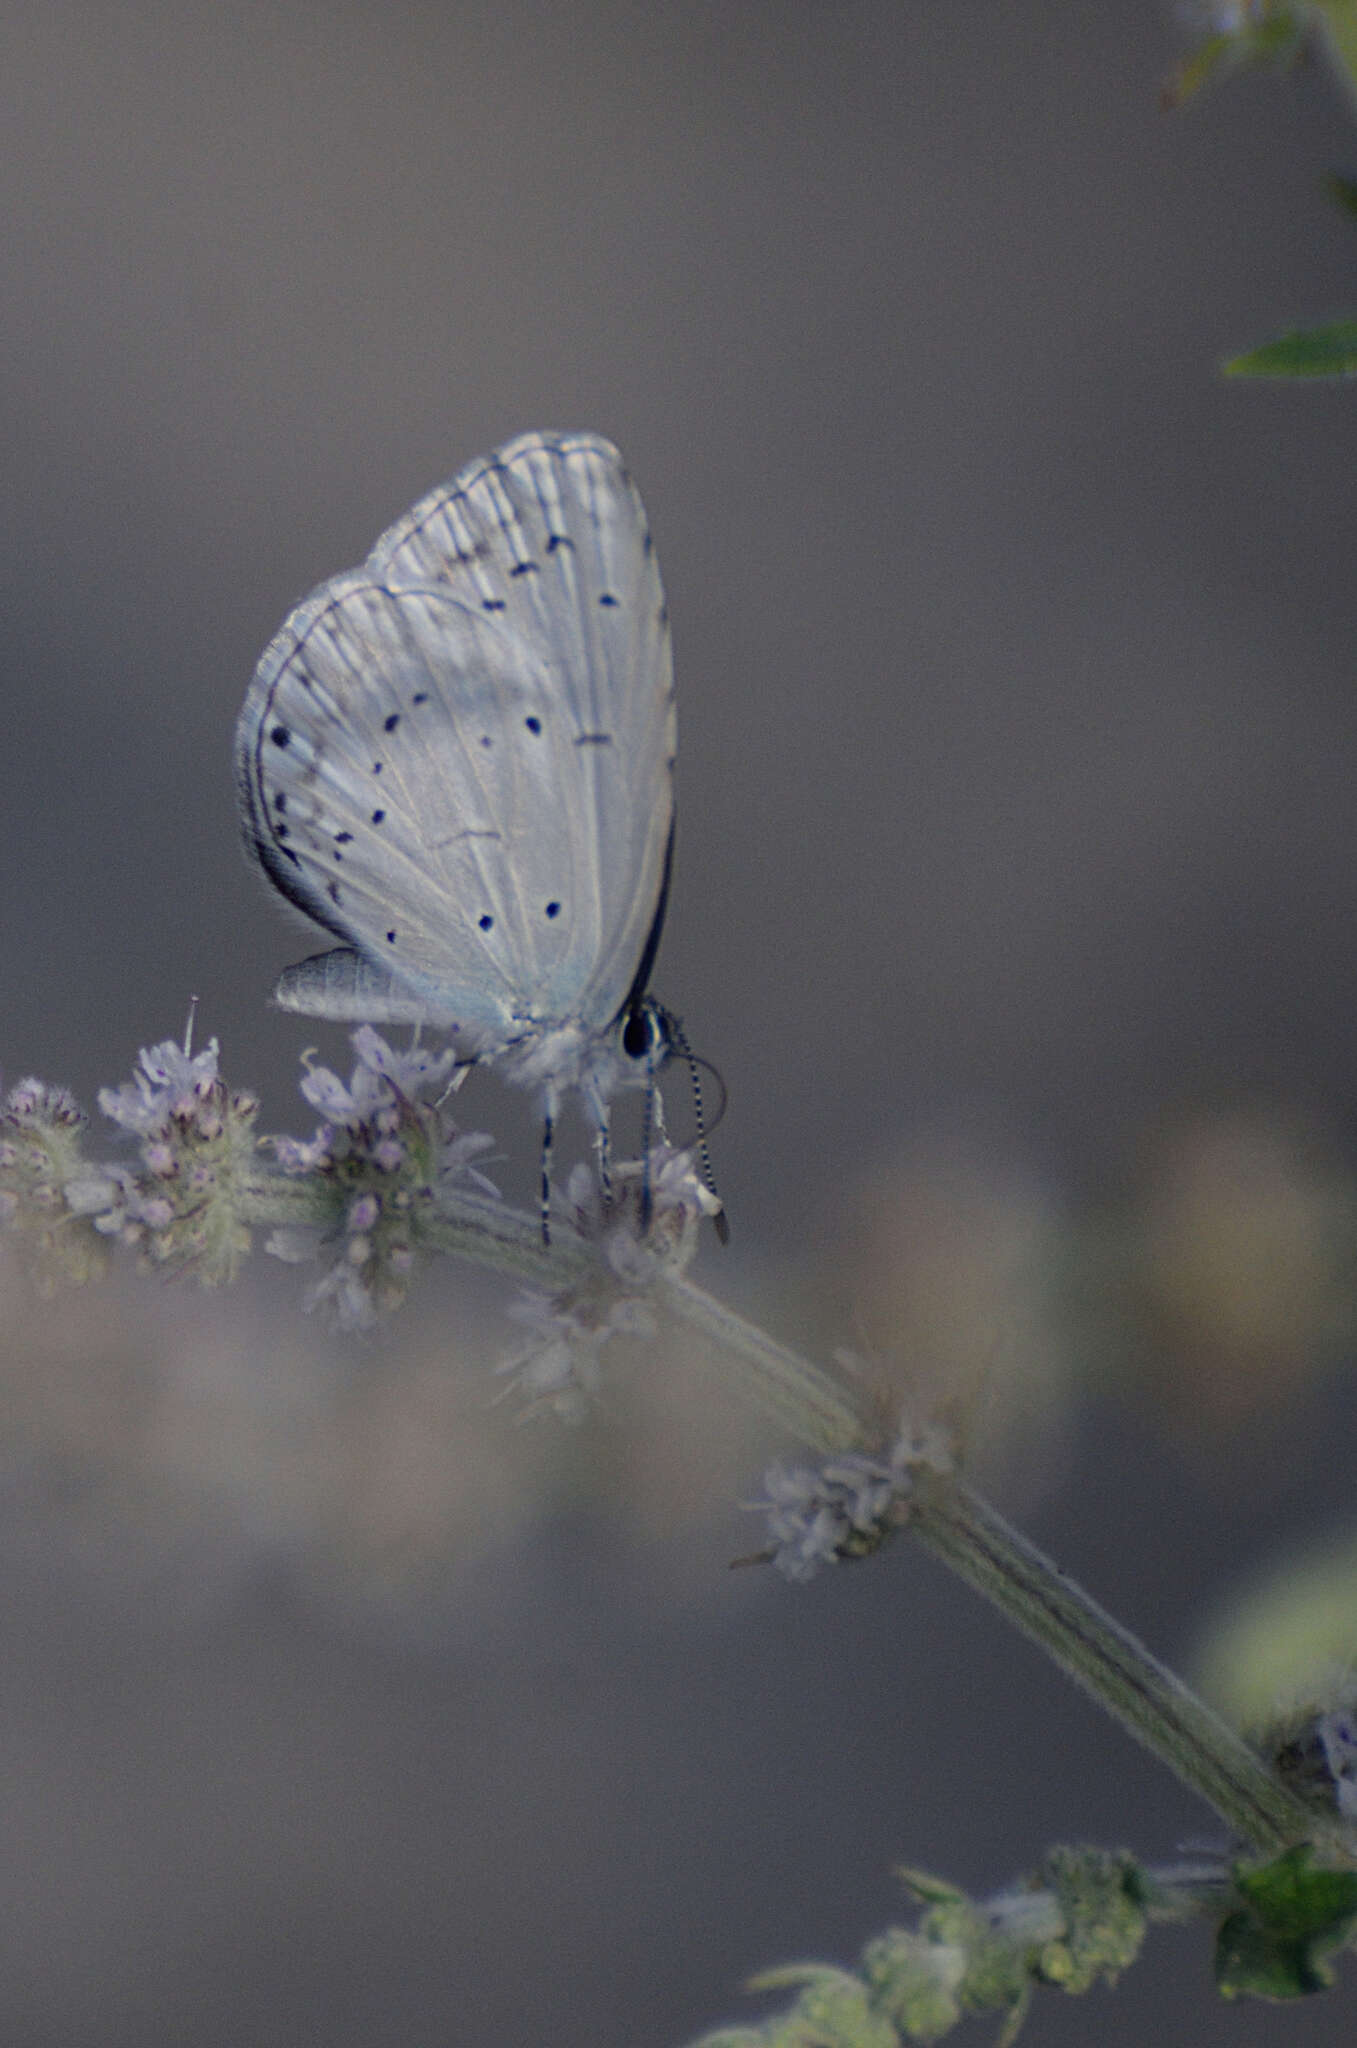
left=236, top=431, right=675, bottom=1056
left=370, top=433, right=675, bottom=1022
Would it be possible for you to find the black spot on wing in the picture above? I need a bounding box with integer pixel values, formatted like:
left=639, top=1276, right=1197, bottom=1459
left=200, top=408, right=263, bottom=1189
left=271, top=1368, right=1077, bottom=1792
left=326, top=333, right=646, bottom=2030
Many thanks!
left=384, top=713, right=400, bottom=732
left=270, top=725, right=290, bottom=747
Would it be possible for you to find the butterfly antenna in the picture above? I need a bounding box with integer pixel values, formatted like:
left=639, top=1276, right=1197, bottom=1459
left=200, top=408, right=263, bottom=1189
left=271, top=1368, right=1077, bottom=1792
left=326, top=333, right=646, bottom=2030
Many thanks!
left=182, top=994, right=200, bottom=1058
left=666, top=1017, right=730, bottom=1245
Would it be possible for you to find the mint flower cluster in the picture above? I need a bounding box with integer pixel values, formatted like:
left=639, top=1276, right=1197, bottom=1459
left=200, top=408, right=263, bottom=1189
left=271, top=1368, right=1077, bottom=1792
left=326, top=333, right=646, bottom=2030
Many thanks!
left=0, top=1022, right=730, bottom=1426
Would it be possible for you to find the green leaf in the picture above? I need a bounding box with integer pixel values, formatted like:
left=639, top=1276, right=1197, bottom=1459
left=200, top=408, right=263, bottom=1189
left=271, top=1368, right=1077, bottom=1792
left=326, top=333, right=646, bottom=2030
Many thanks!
left=893, top=1868, right=969, bottom=1909
left=1223, top=321, right=1357, bottom=378
left=1216, top=1845, right=1357, bottom=2000
left=1324, top=172, right=1357, bottom=222
left=1162, top=33, right=1237, bottom=108
left=1162, top=5, right=1307, bottom=107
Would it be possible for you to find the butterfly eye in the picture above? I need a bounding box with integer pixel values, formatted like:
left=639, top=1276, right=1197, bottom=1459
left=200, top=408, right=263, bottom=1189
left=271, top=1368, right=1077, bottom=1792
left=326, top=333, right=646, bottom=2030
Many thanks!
left=622, top=1001, right=668, bottom=1063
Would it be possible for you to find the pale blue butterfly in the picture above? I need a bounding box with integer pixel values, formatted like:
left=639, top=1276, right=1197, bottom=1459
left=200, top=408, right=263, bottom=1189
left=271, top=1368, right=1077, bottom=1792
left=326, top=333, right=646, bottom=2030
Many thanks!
left=236, top=431, right=679, bottom=1222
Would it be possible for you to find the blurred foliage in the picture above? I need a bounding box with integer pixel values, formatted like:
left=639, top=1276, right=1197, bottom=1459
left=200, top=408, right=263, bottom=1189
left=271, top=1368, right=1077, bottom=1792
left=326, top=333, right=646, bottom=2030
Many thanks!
left=1196, top=1532, right=1357, bottom=1725
left=1217, top=1846, right=1357, bottom=1997
left=1162, top=2, right=1308, bottom=110
left=1224, top=319, right=1357, bottom=375
left=688, top=1843, right=1357, bottom=2043
left=1166, top=1, right=1357, bottom=374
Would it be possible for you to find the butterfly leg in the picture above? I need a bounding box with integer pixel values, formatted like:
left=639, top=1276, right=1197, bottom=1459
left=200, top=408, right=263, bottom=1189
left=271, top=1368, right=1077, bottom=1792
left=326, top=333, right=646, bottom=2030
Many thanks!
left=637, top=1076, right=655, bottom=1235
left=539, top=1105, right=555, bottom=1245
left=593, top=1104, right=614, bottom=1215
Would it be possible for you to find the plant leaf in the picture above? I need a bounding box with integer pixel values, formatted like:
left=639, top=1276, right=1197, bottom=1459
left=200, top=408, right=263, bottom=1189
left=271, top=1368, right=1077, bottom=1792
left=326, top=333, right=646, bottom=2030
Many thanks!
left=1224, top=321, right=1357, bottom=378
left=1216, top=1845, right=1357, bottom=1999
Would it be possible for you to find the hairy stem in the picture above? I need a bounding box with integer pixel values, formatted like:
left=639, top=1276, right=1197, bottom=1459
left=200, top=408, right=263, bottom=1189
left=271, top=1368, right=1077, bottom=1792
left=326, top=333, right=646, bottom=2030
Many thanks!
left=908, top=1473, right=1342, bottom=1857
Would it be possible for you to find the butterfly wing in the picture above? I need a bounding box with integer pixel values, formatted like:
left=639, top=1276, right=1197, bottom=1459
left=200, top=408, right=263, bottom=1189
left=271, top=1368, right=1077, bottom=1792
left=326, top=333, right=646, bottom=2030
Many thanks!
left=371, top=432, right=676, bottom=1027
left=236, top=432, right=675, bottom=1053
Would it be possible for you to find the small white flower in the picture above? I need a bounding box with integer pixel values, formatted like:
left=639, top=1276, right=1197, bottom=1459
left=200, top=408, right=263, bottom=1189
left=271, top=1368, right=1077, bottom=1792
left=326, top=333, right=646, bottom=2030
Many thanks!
left=270, top=1130, right=334, bottom=1175
left=62, top=1174, right=122, bottom=1217
left=298, top=1057, right=389, bottom=1126
left=265, top=1030, right=496, bottom=1329
left=493, top=1146, right=716, bottom=1422
left=498, top=1286, right=655, bottom=1423
left=563, top=1144, right=721, bottom=1284
left=750, top=1416, right=954, bottom=1581
left=298, top=1029, right=459, bottom=1129
left=350, top=1024, right=460, bottom=1098
left=441, top=1129, right=498, bottom=1199
left=90, top=1166, right=177, bottom=1244
left=6, top=1079, right=82, bottom=1126
left=303, top=1258, right=380, bottom=1332
left=503, top=1331, right=603, bottom=1424
left=98, top=1038, right=221, bottom=1135
left=264, top=1226, right=325, bottom=1266
left=81, top=1032, right=258, bottom=1282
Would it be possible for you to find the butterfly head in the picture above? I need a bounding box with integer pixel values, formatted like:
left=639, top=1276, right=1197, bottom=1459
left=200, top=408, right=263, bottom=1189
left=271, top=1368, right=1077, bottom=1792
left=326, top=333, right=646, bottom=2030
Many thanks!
left=619, top=994, right=674, bottom=1073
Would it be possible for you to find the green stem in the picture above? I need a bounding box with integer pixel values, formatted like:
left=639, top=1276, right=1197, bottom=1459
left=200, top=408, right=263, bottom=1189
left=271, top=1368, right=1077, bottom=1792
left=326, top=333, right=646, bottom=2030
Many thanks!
left=232, top=1164, right=1346, bottom=1853
left=237, top=1173, right=592, bottom=1286
left=660, top=1274, right=870, bottom=1452
left=908, top=1474, right=1343, bottom=1857
left=651, top=1276, right=1335, bottom=1851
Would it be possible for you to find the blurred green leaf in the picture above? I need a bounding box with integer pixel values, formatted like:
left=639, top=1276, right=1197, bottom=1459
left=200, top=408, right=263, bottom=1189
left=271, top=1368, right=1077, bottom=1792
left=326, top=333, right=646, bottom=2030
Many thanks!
left=1162, top=6, right=1308, bottom=107
left=1163, top=33, right=1238, bottom=107
left=1324, top=170, right=1357, bottom=220
left=1223, top=320, right=1357, bottom=376
left=1216, top=1846, right=1357, bottom=1999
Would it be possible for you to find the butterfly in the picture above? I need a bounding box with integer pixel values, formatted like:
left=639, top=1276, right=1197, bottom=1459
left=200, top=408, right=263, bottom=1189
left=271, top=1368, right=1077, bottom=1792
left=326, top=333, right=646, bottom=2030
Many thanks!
left=235, top=430, right=682, bottom=1225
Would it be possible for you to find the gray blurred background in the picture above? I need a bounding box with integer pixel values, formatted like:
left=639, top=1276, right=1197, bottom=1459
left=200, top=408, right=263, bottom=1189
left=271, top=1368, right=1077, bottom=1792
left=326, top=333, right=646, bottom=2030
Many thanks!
left=6, top=2, right=1357, bottom=2042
